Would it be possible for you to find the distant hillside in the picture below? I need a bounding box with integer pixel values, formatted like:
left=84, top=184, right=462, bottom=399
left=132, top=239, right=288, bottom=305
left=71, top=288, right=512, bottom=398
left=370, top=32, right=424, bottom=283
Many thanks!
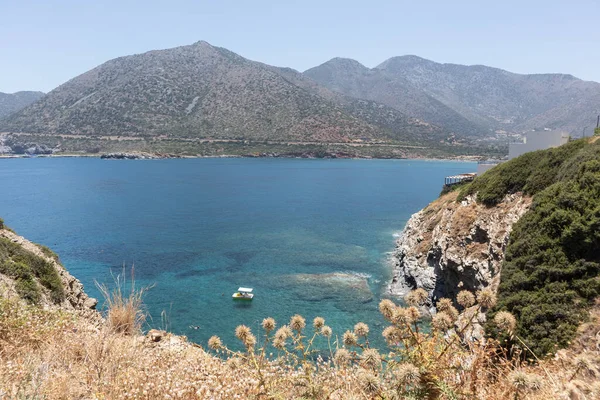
left=0, top=42, right=448, bottom=146
left=304, top=58, right=485, bottom=137
left=0, top=91, right=44, bottom=119
left=306, top=55, right=600, bottom=137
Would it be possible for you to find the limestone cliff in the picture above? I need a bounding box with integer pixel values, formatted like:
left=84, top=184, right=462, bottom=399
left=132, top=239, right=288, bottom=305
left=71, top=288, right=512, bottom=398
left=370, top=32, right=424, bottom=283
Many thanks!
left=0, top=227, right=99, bottom=320
left=389, top=191, right=531, bottom=304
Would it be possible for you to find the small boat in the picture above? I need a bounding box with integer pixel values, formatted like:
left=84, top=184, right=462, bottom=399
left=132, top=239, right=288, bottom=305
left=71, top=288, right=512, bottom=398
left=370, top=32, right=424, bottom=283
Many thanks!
left=232, top=287, right=254, bottom=301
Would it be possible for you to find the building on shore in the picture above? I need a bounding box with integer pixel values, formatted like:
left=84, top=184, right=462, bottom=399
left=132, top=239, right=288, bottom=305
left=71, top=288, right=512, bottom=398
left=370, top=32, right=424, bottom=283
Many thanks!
left=447, top=130, right=570, bottom=187
left=507, top=130, right=570, bottom=160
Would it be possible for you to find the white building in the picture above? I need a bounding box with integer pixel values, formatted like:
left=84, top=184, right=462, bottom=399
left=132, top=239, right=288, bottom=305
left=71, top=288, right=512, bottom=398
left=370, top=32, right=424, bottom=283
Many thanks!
left=508, top=130, right=570, bottom=160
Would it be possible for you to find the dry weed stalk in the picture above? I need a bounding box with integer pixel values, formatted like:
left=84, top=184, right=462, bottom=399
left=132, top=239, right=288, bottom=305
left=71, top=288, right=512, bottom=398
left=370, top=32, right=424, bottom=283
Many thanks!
left=1, top=288, right=599, bottom=399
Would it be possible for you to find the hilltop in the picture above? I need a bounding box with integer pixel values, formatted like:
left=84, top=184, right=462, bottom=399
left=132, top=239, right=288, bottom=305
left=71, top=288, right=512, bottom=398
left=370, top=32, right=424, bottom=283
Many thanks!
left=0, top=91, right=44, bottom=119
left=1, top=41, right=480, bottom=159
left=8, top=41, right=600, bottom=158
left=305, top=55, right=600, bottom=137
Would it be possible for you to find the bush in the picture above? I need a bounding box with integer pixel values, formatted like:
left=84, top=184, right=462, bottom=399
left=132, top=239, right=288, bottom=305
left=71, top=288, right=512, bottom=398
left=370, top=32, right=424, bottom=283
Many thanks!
left=489, top=157, right=600, bottom=356
left=459, top=139, right=590, bottom=205
left=0, top=238, right=65, bottom=304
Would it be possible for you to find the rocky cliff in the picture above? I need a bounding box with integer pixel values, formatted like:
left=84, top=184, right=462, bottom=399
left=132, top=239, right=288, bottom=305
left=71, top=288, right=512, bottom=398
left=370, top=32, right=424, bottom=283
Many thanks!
left=0, top=227, right=99, bottom=320
left=389, top=190, right=531, bottom=305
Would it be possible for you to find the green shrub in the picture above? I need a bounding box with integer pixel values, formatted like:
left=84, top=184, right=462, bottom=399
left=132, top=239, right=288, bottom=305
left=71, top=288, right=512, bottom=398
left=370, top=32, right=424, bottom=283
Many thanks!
left=0, top=238, right=65, bottom=304
left=489, top=157, right=600, bottom=356
left=459, top=139, right=591, bottom=205
left=37, top=244, right=60, bottom=262
left=15, top=277, right=41, bottom=304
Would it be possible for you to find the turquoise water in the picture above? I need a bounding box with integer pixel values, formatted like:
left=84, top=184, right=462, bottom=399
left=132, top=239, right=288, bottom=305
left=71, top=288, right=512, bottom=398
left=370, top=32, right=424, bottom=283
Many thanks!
left=0, top=157, right=473, bottom=349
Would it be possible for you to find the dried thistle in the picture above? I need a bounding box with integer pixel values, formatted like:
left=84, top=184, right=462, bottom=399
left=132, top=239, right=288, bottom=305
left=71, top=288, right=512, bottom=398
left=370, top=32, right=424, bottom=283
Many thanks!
left=273, top=337, right=286, bottom=350
left=431, top=312, right=453, bottom=331
left=208, top=335, right=222, bottom=350
left=313, top=317, right=325, bottom=330
left=360, top=348, right=381, bottom=370
left=243, top=333, right=257, bottom=350
left=261, top=317, right=276, bottom=333
left=321, top=325, right=332, bottom=337
left=446, top=305, right=459, bottom=322
left=494, top=311, right=516, bottom=332
left=235, top=325, right=251, bottom=341
left=382, top=326, right=401, bottom=344
left=457, top=290, right=476, bottom=308
left=334, top=348, right=351, bottom=366
left=404, top=288, right=429, bottom=307
left=379, top=299, right=396, bottom=320
left=406, top=306, right=421, bottom=321
left=358, top=370, right=380, bottom=394
left=343, top=330, right=358, bottom=347
left=394, top=362, right=421, bottom=386
left=509, top=370, right=529, bottom=391
left=436, top=298, right=453, bottom=312
left=476, top=288, right=497, bottom=309
left=391, top=307, right=412, bottom=326
left=290, top=314, right=306, bottom=333
left=354, top=322, right=369, bottom=337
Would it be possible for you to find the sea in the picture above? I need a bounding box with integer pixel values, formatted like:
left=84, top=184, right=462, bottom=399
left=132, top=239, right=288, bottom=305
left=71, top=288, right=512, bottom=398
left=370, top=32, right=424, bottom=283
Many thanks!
left=0, top=157, right=473, bottom=350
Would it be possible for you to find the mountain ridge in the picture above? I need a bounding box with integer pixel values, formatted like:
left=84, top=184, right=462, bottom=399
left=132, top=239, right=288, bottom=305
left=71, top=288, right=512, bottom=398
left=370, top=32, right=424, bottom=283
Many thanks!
left=2, top=41, right=598, bottom=157
left=307, top=54, right=600, bottom=136
left=0, top=91, right=45, bottom=119
left=0, top=41, right=449, bottom=147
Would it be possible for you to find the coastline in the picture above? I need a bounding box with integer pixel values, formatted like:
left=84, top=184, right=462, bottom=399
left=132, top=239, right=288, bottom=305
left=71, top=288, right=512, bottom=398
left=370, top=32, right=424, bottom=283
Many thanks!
left=0, top=152, right=482, bottom=162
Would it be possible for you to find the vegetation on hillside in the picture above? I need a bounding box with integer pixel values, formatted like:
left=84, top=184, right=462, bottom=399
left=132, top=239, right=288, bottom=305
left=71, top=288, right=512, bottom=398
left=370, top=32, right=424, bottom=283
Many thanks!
left=2, top=284, right=599, bottom=399
left=0, top=237, right=64, bottom=304
left=458, top=138, right=600, bottom=356
left=459, top=139, right=589, bottom=205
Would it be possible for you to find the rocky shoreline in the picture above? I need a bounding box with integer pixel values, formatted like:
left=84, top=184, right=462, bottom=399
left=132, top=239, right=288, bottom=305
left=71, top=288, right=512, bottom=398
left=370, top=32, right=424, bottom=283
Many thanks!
left=388, top=191, right=531, bottom=305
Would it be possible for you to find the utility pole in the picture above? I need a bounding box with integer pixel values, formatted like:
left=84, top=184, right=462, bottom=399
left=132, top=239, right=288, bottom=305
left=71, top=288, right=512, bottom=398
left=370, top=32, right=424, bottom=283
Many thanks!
left=583, top=127, right=588, bottom=138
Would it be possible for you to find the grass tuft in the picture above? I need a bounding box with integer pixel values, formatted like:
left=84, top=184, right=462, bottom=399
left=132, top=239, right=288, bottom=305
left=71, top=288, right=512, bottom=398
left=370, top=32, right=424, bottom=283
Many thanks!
left=97, top=267, right=148, bottom=335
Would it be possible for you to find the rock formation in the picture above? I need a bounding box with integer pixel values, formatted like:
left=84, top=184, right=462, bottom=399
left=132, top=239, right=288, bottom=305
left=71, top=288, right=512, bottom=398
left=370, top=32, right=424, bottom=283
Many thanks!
left=0, top=228, right=100, bottom=322
left=389, top=191, right=531, bottom=305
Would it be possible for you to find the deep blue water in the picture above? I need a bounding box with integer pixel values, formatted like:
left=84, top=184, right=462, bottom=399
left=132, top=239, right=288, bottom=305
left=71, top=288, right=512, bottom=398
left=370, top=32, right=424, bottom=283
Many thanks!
left=0, top=157, right=473, bottom=349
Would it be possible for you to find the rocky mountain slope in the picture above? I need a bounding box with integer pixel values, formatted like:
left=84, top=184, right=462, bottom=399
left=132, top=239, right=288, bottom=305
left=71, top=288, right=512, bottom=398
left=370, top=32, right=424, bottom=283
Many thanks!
left=389, top=191, right=531, bottom=303
left=306, top=55, right=600, bottom=136
left=0, top=42, right=446, bottom=146
left=304, top=58, right=486, bottom=137
left=0, top=91, right=44, bottom=119
left=0, top=220, right=98, bottom=317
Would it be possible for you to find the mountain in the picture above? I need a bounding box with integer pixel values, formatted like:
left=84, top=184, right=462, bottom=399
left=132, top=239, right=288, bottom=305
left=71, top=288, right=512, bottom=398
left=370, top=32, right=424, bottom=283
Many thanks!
left=305, top=55, right=600, bottom=136
left=0, top=91, right=44, bottom=119
left=0, top=42, right=447, bottom=146
left=304, top=58, right=485, bottom=137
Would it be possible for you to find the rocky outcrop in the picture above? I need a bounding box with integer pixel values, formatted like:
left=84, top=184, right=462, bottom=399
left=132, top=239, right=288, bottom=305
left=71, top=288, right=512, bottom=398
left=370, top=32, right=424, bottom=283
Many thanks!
left=389, top=191, right=531, bottom=305
left=0, top=228, right=100, bottom=322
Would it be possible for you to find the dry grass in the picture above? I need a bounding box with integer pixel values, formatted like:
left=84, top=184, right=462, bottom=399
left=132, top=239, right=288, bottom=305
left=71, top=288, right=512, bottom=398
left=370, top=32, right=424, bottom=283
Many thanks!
left=1, top=288, right=599, bottom=399
left=97, top=268, right=148, bottom=335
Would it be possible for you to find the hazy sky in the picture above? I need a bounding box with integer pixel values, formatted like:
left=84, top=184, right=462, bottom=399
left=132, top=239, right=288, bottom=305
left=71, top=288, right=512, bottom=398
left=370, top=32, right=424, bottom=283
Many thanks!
left=1, top=0, right=599, bottom=93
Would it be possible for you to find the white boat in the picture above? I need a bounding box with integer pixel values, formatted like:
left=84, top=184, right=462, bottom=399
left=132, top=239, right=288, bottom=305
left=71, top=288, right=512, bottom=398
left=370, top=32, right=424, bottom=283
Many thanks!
left=232, top=287, right=254, bottom=301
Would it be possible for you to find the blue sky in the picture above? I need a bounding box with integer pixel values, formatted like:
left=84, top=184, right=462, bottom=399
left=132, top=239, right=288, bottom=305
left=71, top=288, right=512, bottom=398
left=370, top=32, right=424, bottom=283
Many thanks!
left=1, top=0, right=598, bottom=93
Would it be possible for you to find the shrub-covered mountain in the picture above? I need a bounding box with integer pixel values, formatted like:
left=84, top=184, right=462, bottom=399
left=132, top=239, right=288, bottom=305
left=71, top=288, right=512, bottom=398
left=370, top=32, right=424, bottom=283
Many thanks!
left=305, top=56, right=600, bottom=136
left=0, top=42, right=448, bottom=146
left=0, top=91, right=44, bottom=119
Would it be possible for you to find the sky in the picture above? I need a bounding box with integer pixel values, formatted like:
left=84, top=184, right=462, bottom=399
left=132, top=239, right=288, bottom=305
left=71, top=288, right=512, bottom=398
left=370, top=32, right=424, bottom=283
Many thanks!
left=1, top=0, right=599, bottom=93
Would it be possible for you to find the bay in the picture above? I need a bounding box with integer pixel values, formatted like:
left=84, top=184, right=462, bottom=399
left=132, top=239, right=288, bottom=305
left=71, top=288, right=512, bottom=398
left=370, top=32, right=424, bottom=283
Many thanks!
left=0, top=157, right=473, bottom=349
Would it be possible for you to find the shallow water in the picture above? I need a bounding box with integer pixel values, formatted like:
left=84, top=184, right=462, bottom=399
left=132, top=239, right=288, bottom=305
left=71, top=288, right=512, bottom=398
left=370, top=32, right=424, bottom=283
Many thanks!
left=0, top=157, right=473, bottom=349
